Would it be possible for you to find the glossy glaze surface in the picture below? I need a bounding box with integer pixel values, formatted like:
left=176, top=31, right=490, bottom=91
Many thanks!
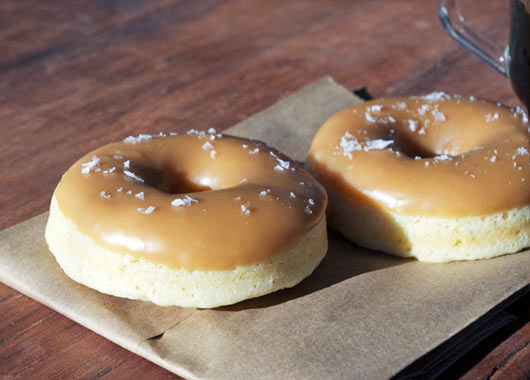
left=308, top=94, right=529, bottom=216
left=55, top=132, right=327, bottom=270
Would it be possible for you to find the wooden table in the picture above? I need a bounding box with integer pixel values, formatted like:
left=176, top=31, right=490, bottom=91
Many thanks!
left=1, top=0, right=528, bottom=379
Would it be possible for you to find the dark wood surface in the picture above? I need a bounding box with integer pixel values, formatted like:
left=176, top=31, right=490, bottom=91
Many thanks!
left=0, top=0, right=528, bottom=379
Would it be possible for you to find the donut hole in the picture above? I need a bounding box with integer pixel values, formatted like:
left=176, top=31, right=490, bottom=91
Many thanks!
left=133, top=164, right=212, bottom=194
left=367, top=122, right=439, bottom=159
left=393, top=133, right=438, bottom=159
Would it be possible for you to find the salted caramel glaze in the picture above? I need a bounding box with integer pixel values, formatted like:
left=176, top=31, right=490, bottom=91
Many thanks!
left=54, top=131, right=327, bottom=271
left=308, top=93, right=529, bottom=217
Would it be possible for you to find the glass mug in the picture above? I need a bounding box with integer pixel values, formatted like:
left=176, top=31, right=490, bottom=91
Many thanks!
left=439, top=0, right=529, bottom=108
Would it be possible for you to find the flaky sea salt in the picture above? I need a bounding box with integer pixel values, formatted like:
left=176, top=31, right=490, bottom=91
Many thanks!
left=249, top=147, right=259, bottom=154
left=99, top=191, right=111, bottom=199
left=137, top=206, right=156, bottom=214
left=201, top=141, right=217, bottom=158
left=434, top=154, right=452, bottom=161
left=171, top=195, right=198, bottom=207
left=516, top=147, right=529, bottom=156
left=289, top=192, right=296, bottom=198
left=274, top=157, right=290, bottom=172
left=124, top=134, right=152, bottom=144
left=364, top=139, right=393, bottom=150
left=432, top=110, right=446, bottom=121
left=124, top=170, right=144, bottom=182
left=515, top=106, right=528, bottom=124
left=135, top=191, right=145, bottom=200
left=340, top=132, right=362, bottom=159
left=304, top=198, right=315, bottom=214
left=81, top=155, right=100, bottom=174
left=241, top=203, right=251, bottom=215
left=408, top=120, right=418, bottom=132
left=422, top=91, right=450, bottom=101
left=340, top=131, right=394, bottom=159
left=485, top=113, right=499, bottom=122
left=417, top=104, right=430, bottom=115
left=365, top=112, right=377, bottom=123
left=202, top=141, right=214, bottom=151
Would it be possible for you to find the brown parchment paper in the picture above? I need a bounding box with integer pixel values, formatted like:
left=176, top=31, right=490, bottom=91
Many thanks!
left=1, top=77, right=529, bottom=380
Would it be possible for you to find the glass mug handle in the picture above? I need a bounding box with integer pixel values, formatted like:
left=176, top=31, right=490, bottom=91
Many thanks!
left=439, top=0, right=509, bottom=77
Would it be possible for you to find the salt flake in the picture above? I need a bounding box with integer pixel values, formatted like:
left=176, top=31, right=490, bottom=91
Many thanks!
left=99, top=191, right=111, bottom=199
left=202, top=141, right=214, bottom=151
left=516, top=147, right=529, bottom=156
left=485, top=113, right=499, bottom=122
left=422, top=91, right=450, bottom=101
left=137, top=206, right=156, bottom=214
left=81, top=155, right=100, bottom=174
left=124, top=170, right=144, bottom=182
left=365, top=112, right=377, bottom=123
left=124, top=134, right=152, bottom=144
left=171, top=195, right=198, bottom=207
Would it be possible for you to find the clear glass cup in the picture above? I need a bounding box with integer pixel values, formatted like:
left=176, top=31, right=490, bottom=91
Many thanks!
left=439, top=0, right=528, bottom=107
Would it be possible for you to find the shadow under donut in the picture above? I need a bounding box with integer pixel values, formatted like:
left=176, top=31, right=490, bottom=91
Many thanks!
left=218, top=232, right=410, bottom=311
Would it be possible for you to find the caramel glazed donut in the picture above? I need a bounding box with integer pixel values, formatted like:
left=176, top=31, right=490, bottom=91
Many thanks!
left=307, top=92, right=529, bottom=263
left=45, top=130, right=327, bottom=308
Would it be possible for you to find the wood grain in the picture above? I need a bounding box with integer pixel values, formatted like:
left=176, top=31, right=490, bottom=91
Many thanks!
left=466, top=324, right=530, bottom=380
left=0, top=0, right=527, bottom=379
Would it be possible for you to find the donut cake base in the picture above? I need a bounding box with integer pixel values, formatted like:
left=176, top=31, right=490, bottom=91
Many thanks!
left=45, top=195, right=328, bottom=308
left=325, top=184, right=530, bottom=263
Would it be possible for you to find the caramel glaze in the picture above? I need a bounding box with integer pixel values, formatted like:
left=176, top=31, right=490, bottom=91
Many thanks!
left=308, top=94, right=529, bottom=217
left=54, top=132, right=327, bottom=271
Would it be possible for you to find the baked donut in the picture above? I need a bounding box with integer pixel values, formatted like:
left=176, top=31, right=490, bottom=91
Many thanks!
left=45, top=130, right=327, bottom=307
left=307, top=93, right=529, bottom=262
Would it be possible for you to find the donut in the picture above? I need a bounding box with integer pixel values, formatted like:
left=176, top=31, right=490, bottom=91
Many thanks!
left=307, top=93, right=529, bottom=262
left=45, top=130, right=327, bottom=307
